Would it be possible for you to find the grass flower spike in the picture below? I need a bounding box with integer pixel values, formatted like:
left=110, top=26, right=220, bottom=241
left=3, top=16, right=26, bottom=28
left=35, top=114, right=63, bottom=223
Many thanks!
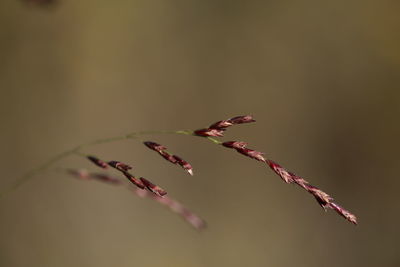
left=144, top=141, right=193, bottom=176
left=139, top=177, right=167, bottom=197
left=87, top=156, right=109, bottom=169
left=2, top=114, right=358, bottom=229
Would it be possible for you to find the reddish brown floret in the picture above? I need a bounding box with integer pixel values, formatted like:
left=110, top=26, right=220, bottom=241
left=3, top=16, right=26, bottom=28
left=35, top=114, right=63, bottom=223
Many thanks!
left=173, top=155, right=194, bottom=176
left=139, top=177, right=167, bottom=197
left=144, top=141, right=194, bottom=175
left=87, top=156, right=108, bottom=169
left=289, top=174, right=309, bottom=190
left=329, top=202, right=358, bottom=225
left=108, top=161, right=133, bottom=172
left=194, top=115, right=255, bottom=137
left=291, top=174, right=334, bottom=209
left=305, top=184, right=334, bottom=209
left=266, top=160, right=295, bottom=184
left=236, top=148, right=267, bottom=163
left=208, top=115, right=255, bottom=129
left=160, top=151, right=178, bottom=164
left=194, top=128, right=225, bottom=137
left=222, top=141, right=248, bottom=150
left=228, top=115, right=255, bottom=125
left=122, top=172, right=145, bottom=189
left=143, top=141, right=167, bottom=152
left=209, top=120, right=233, bottom=129
left=223, top=141, right=266, bottom=163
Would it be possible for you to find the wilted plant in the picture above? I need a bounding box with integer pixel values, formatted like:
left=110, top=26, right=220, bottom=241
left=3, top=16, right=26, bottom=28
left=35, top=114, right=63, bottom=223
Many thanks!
left=0, top=115, right=357, bottom=230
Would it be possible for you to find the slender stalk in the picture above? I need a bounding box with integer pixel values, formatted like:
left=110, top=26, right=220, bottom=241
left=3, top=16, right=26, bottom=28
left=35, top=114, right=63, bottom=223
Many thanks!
left=0, top=129, right=213, bottom=200
left=0, top=149, right=76, bottom=199
left=206, top=137, right=222, bottom=145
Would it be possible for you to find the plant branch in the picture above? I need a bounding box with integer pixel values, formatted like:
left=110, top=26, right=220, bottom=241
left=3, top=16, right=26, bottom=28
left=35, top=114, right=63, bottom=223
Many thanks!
left=0, top=129, right=213, bottom=200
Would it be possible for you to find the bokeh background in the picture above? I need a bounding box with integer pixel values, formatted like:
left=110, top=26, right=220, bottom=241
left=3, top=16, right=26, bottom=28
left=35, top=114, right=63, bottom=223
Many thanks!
left=0, top=1, right=399, bottom=266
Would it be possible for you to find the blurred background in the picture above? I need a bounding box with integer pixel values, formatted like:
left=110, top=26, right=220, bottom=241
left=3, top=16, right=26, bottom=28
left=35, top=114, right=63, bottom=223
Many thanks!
left=0, top=0, right=399, bottom=266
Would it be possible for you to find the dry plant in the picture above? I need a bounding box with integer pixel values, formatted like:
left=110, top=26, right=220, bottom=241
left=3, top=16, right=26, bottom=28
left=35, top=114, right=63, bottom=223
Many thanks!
left=0, top=115, right=357, bottom=230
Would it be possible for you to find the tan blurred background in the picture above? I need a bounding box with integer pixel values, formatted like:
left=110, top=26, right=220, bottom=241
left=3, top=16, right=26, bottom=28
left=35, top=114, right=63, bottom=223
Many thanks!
left=0, top=0, right=399, bottom=266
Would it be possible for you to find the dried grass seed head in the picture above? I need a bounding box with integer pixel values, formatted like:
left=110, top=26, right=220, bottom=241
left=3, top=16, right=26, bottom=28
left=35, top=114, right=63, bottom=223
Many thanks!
left=228, top=115, right=256, bottom=125
left=87, top=156, right=108, bottom=169
left=194, top=128, right=225, bottom=137
left=139, top=177, right=167, bottom=197
left=108, top=161, right=133, bottom=172
left=143, top=141, right=167, bottom=152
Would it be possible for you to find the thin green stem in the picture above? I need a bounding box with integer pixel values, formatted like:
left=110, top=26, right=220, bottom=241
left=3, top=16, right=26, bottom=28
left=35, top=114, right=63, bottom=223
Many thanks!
left=206, top=137, right=223, bottom=145
left=0, top=129, right=219, bottom=199
left=0, top=149, right=77, bottom=199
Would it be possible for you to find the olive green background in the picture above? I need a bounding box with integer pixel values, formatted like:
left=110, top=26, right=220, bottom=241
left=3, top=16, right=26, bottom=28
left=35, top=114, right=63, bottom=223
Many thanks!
left=0, top=1, right=399, bottom=266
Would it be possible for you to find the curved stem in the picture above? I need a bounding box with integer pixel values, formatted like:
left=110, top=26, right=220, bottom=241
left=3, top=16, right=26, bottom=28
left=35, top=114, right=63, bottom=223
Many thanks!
left=0, top=129, right=200, bottom=200
left=0, top=149, right=77, bottom=200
